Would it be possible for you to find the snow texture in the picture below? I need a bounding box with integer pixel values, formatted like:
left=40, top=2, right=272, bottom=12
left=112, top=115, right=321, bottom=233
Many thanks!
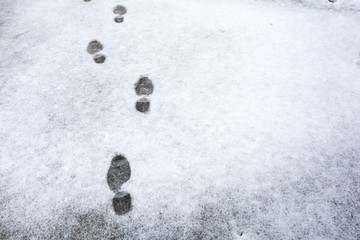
left=1, top=0, right=360, bottom=239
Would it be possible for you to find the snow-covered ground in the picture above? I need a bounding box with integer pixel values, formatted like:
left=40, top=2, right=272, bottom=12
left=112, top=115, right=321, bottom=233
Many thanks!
left=1, top=0, right=360, bottom=239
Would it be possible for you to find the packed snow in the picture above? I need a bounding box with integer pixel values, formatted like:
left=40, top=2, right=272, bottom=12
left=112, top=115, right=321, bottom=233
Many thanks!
left=1, top=0, right=360, bottom=239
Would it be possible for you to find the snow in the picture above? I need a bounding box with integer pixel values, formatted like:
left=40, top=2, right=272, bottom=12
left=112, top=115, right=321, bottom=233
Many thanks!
left=1, top=0, right=360, bottom=239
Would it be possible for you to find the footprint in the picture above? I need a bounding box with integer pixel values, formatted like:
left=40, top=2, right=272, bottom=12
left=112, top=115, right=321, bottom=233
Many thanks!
left=134, top=76, right=154, bottom=113
left=113, top=5, right=127, bottom=23
left=86, top=40, right=106, bottom=64
left=107, top=155, right=132, bottom=215
left=84, top=0, right=91, bottom=2
left=107, top=155, right=131, bottom=192
left=136, top=98, right=150, bottom=113
left=113, top=192, right=132, bottom=215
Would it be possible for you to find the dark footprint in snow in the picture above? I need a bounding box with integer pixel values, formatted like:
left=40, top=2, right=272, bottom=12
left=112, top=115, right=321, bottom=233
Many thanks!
left=113, top=5, right=127, bottom=23
left=107, top=155, right=132, bottom=215
left=135, top=76, right=154, bottom=113
left=86, top=40, right=106, bottom=64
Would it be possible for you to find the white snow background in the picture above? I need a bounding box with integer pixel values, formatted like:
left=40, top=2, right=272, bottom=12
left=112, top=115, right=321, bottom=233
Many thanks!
left=1, top=0, right=360, bottom=239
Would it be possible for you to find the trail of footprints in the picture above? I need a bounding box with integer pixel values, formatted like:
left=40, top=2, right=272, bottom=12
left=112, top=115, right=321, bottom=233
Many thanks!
left=83, top=2, right=156, bottom=215
left=85, top=4, right=127, bottom=63
left=105, top=77, right=153, bottom=214
left=84, top=0, right=347, bottom=217
left=105, top=77, right=154, bottom=214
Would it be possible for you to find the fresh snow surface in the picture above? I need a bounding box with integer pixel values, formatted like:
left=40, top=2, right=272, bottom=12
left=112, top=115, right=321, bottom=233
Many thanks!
left=1, top=0, right=360, bottom=239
